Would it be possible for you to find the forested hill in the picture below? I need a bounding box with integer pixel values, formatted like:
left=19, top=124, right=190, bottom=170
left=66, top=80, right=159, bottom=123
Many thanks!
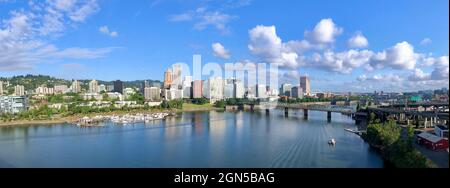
left=0, top=75, right=162, bottom=94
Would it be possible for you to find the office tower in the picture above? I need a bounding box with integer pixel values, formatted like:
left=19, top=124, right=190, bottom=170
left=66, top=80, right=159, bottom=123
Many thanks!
left=113, top=80, right=124, bottom=94
left=234, top=80, right=245, bottom=99
left=172, top=64, right=182, bottom=87
left=89, top=80, right=99, bottom=93
left=54, top=85, right=68, bottom=94
left=192, top=80, right=203, bottom=99
left=224, top=78, right=235, bottom=99
left=203, top=77, right=224, bottom=103
left=292, top=86, right=304, bottom=99
left=71, top=80, right=81, bottom=93
left=0, top=81, right=3, bottom=95
left=256, top=84, right=267, bottom=99
left=144, top=87, right=161, bottom=101
left=300, top=76, right=310, bottom=95
left=281, top=83, right=292, bottom=97
left=164, top=88, right=183, bottom=100
left=14, top=85, right=25, bottom=96
left=164, top=68, right=173, bottom=88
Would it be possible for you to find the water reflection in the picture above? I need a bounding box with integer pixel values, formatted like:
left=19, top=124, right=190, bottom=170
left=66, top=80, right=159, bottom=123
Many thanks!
left=0, top=110, right=383, bottom=168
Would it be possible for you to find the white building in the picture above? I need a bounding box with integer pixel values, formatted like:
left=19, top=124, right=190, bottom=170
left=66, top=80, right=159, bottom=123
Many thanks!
left=54, top=85, right=68, bottom=94
left=281, top=83, right=292, bottom=97
left=83, top=93, right=102, bottom=101
left=107, top=92, right=123, bottom=101
left=256, top=84, right=267, bottom=99
left=164, top=88, right=183, bottom=100
left=0, top=96, right=28, bottom=113
left=0, top=81, right=3, bottom=95
left=224, top=78, right=235, bottom=99
left=144, top=87, right=161, bottom=101
left=89, top=80, right=99, bottom=93
left=14, top=85, right=25, bottom=96
left=35, top=85, right=54, bottom=95
left=234, top=81, right=245, bottom=99
left=172, top=64, right=182, bottom=87
left=203, top=77, right=224, bottom=103
left=71, top=80, right=81, bottom=93
left=123, top=87, right=136, bottom=99
left=98, top=84, right=106, bottom=93
left=182, top=76, right=192, bottom=99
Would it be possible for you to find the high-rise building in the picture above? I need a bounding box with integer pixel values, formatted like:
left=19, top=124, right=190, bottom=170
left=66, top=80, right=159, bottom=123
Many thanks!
left=300, top=76, right=310, bottom=95
left=144, top=87, right=161, bottom=101
left=182, top=76, right=192, bottom=98
left=224, top=78, right=235, bottom=99
left=89, top=80, right=99, bottom=93
left=256, top=84, right=267, bottom=99
left=234, top=80, right=245, bottom=99
left=172, top=64, right=182, bottom=87
left=292, top=86, right=304, bottom=99
left=281, top=83, right=292, bottom=97
left=192, top=80, right=203, bottom=99
left=54, top=85, right=68, bottom=94
left=203, top=77, right=224, bottom=103
left=140, top=80, right=149, bottom=94
left=113, top=80, right=123, bottom=94
left=71, top=80, right=81, bottom=93
left=0, top=81, right=3, bottom=95
left=164, top=68, right=173, bottom=88
left=14, top=85, right=25, bottom=96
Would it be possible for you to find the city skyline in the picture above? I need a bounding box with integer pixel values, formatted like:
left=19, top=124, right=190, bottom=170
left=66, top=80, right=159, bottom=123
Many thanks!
left=0, top=0, right=448, bottom=93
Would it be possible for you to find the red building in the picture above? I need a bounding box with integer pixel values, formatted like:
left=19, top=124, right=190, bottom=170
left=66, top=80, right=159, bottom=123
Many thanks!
left=417, top=132, right=449, bottom=150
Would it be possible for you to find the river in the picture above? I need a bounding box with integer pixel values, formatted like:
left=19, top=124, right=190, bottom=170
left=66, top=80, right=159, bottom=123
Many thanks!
left=0, top=109, right=383, bottom=167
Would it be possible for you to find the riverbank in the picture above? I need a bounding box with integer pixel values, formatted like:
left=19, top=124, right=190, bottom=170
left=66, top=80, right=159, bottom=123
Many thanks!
left=0, top=104, right=222, bottom=127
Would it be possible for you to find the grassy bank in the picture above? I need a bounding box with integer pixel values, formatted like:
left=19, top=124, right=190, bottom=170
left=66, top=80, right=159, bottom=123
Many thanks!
left=0, top=103, right=221, bottom=127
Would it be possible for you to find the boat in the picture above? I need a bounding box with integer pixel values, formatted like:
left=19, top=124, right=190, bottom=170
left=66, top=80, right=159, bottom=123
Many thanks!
left=328, top=138, right=336, bottom=145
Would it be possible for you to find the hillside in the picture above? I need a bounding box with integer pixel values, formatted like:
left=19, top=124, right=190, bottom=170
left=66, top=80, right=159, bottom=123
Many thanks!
left=0, top=75, right=162, bottom=94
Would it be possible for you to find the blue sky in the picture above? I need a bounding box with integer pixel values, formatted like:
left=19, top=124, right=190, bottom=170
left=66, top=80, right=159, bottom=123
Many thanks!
left=0, top=0, right=448, bottom=92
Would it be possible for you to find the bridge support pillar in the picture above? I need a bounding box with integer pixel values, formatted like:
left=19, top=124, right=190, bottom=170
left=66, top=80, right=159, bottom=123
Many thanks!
left=303, top=109, right=308, bottom=119
left=327, top=111, right=331, bottom=122
left=424, top=117, right=428, bottom=129
left=265, top=109, right=270, bottom=116
left=284, top=107, right=288, bottom=117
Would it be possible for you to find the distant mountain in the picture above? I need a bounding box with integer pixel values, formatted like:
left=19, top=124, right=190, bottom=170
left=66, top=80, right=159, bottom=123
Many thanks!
left=0, top=74, right=162, bottom=94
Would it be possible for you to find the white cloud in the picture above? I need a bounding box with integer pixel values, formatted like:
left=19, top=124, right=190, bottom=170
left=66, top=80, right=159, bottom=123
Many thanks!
left=99, top=25, right=118, bottom=37
left=369, top=41, right=418, bottom=70
left=0, top=0, right=114, bottom=71
left=212, top=42, right=231, bottom=59
left=420, top=38, right=432, bottom=46
left=306, top=49, right=373, bottom=74
left=347, top=32, right=368, bottom=48
left=170, top=7, right=235, bottom=33
left=357, top=74, right=367, bottom=81
left=247, top=25, right=306, bottom=69
left=408, top=68, right=431, bottom=81
left=431, top=56, right=449, bottom=80
left=305, top=18, right=343, bottom=44
left=68, top=0, right=99, bottom=22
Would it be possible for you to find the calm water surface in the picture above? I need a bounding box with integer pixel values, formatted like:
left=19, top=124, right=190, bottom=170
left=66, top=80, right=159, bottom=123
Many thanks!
left=0, top=110, right=383, bottom=167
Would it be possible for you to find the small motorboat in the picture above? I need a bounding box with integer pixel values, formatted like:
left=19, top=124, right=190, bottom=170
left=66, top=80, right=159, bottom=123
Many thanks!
left=328, top=138, right=336, bottom=145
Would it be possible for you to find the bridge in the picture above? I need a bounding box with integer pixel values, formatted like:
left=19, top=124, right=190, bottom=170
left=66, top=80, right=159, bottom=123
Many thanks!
left=238, top=102, right=356, bottom=121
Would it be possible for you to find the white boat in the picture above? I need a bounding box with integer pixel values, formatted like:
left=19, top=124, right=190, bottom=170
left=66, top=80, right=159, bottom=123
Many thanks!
left=328, top=138, right=336, bottom=145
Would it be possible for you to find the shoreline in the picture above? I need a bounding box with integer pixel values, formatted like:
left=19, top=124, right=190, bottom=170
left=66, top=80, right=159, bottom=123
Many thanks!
left=0, top=106, right=223, bottom=127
